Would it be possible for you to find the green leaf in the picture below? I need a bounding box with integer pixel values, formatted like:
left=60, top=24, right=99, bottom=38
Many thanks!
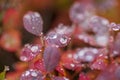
left=0, top=66, right=9, bottom=80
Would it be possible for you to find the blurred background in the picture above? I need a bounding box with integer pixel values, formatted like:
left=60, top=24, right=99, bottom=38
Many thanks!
left=0, top=0, right=120, bottom=78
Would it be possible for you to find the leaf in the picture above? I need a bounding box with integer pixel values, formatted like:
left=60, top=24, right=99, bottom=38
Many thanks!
left=43, top=45, right=61, bottom=72
left=0, top=66, right=9, bottom=80
left=23, top=11, right=43, bottom=36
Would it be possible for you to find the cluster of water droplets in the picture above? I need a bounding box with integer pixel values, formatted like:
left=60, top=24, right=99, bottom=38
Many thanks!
left=20, top=44, right=42, bottom=62
left=74, top=48, right=99, bottom=62
left=46, top=31, right=71, bottom=47
left=20, top=69, right=44, bottom=80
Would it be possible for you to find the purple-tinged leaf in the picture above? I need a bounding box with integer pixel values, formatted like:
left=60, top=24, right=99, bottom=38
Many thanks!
left=69, top=2, right=95, bottom=24
left=23, top=11, right=43, bottom=36
left=95, top=63, right=120, bottom=80
left=93, top=0, right=117, bottom=11
left=43, top=45, right=61, bottom=72
left=89, top=16, right=109, bottom=35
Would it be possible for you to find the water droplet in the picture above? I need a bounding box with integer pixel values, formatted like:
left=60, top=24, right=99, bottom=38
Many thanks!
left=49, top=34, right=57, bottom=39
left=70, top=64, right=75, bottom=68
left=20, top=56, right=27, bottom=61
left=31, top=46, right=39, bottom=53
left=68, top=54, right=72, bottom=58
left=85, top=55, right=93, bottom=62
left=78, top=50, right=85, bottom=58
left=24, top=15, right=31, bottom=20
left=31, top=71, right=38, bottom=77
left=25, top=71, right=30, bottom=76
left=60, top=37, right=67, bottom=44
left=112, top=27, right=119, bottom=31
left=34, top=12, right=40, bottom=17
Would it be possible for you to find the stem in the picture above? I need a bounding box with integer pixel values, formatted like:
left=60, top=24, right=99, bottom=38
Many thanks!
left=67, top=39, right=72, bottom=50
left=45, top=73, right=53, bottom=80
left=67, top=24, right=75, bottom=50
left=107, top=30, right=115, bottom=63
left=28, top=33, right=45, bottom=67
left=39, top=33, right=45, bottom=58
left=39, top=32, right=45, bottom=47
